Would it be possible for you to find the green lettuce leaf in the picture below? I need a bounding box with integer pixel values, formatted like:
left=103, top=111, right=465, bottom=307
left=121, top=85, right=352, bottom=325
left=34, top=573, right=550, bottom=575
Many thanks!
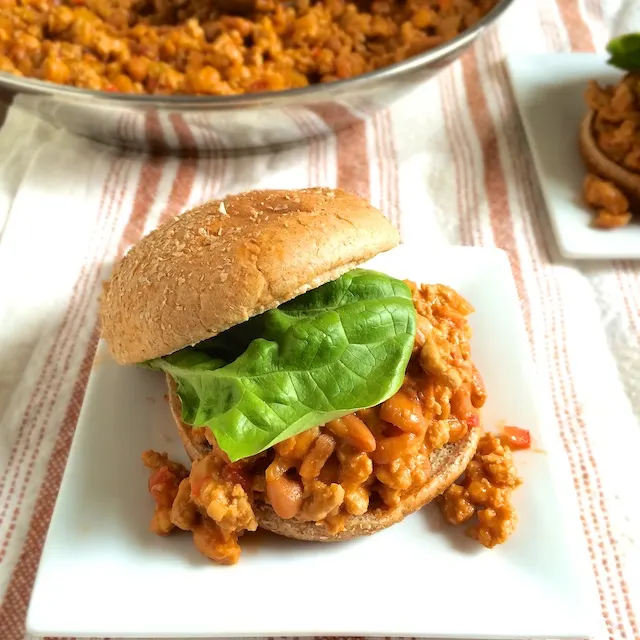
left=607, top=34, right=640, bottom=71
left=147, top=269, right=416, bottom=462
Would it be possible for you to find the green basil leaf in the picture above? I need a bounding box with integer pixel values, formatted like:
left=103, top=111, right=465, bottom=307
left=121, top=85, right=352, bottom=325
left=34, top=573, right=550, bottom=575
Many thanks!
left=147, top=269, right=416, bottom=462
left=607, top=34, right=640, bottom=71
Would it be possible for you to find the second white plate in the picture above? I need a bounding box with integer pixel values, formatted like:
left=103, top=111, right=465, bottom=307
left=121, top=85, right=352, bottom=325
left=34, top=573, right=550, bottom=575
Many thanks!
left=508, top=53, right=640, bottom=260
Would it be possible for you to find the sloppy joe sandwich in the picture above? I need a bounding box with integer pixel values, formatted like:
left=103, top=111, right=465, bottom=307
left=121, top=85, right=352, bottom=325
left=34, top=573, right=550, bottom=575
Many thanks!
left=580, top=34, right=640, bottom=228
left=100, top=188, right=492, bottom=564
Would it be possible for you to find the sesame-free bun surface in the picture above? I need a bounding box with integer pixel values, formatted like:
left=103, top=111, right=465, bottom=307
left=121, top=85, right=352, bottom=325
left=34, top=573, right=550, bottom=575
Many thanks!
left=101, top=188, right=399, bottom=364
left=580, top=111, right=640, bottom=209
left=167, top=377, right=480, bottom=542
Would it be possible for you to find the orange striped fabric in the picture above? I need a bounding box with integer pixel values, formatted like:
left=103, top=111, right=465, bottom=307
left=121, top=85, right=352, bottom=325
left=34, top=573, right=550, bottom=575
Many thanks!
left=0, top=0, right=639, bottom=638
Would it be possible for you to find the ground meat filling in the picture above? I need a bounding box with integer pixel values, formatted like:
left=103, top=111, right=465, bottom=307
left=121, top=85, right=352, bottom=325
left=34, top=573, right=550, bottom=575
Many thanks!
left=583, top=74, right=640, bottom=228
left=142, top=450, right=189, bottom=535
left=144, top=282, right=493, bottom=563
left=0, top=0, right=499, bottom=95
left=143, top=450, right=257, bottom=564
left=583, top=173, right=632, bottom=229
left=439, top=432, right=521, bottom=547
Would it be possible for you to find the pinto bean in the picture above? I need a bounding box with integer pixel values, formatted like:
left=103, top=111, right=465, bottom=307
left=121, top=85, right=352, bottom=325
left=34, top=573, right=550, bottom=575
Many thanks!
left=326, top=415, right=376, bottom=452
left=266, top=474, right=304, bottom=519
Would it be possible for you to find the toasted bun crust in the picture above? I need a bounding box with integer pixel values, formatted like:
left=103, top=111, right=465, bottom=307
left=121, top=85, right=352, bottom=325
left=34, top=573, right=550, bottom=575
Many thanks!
left=168, top=376, right=211, bottom=462
left=167, top=377, right=480, bottom=542
left=579, top=111, right=640, bottom=209
left=101, top=188, right=399, bottom=365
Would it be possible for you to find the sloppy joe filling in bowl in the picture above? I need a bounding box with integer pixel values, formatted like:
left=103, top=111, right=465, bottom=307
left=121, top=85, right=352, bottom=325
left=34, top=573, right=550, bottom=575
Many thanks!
left=0, top=0, right=516, bottom=150
left=1, top=0, right=501, bottom=95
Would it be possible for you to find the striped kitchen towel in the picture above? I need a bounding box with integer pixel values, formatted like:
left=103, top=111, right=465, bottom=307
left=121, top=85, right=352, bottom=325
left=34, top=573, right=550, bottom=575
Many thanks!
left=0, top=0, right=638, bottom=638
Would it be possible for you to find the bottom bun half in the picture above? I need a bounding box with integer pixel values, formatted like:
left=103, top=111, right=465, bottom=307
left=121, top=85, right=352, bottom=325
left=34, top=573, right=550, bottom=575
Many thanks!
left=167, top=375, right=480, bottom=542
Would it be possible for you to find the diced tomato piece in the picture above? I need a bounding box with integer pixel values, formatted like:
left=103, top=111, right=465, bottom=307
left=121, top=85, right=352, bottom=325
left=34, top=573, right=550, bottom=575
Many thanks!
left=466, top=412, right=479, bottom=428
left=148, top=466, right=172, bottom=492
left=148, top=466, right=180, bottom=507
left=222, top=462, right=252, bottom=492
left=501, top=426, right=531, bottom=450
left=190, top=473, right=204, bottom=499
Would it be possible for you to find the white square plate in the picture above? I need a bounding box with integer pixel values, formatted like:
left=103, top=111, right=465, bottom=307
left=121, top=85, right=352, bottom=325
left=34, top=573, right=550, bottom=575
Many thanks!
left=27, top=246, right=598, bottom=639
left=508, top=53, right=640, bottom=259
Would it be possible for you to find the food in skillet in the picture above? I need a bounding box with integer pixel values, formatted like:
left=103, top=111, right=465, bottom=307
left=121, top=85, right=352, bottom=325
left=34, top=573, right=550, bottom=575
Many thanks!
left=0, top=0, right=500, bottom=95
left=580, top=34, right=640, bottom=228
left=99, top=187, right=526, bottom=565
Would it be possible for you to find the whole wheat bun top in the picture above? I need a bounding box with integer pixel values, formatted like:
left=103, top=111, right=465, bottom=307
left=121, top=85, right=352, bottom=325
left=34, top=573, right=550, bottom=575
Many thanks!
left=100, top=188, right=399, bottom=364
